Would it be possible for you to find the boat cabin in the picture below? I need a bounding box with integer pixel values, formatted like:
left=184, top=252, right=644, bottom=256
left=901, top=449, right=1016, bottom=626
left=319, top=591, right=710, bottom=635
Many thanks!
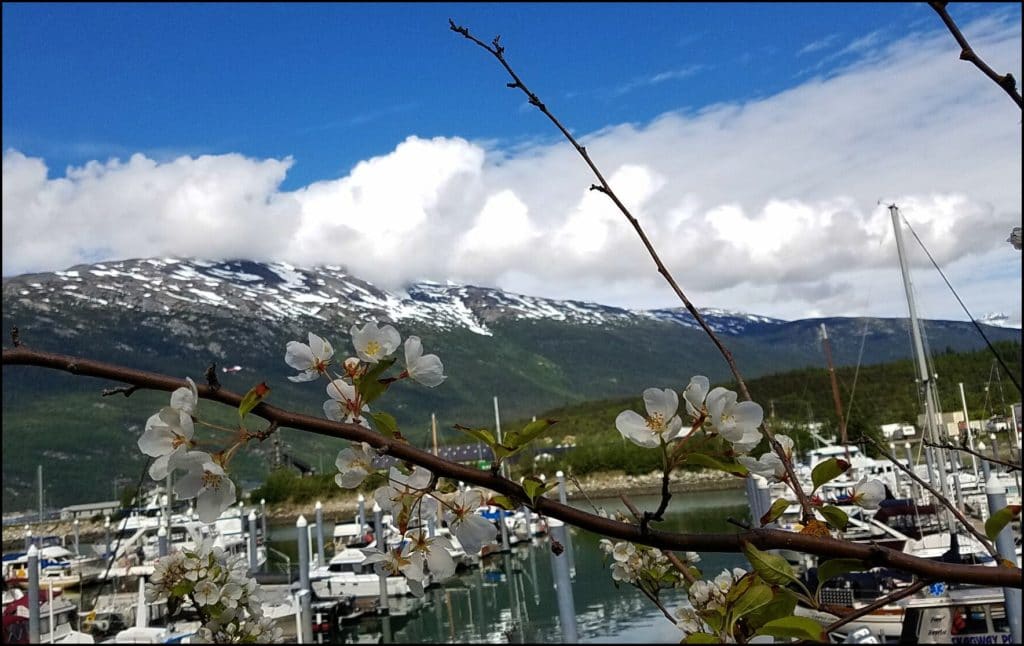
left=898, top=587, right=1012, bottom=644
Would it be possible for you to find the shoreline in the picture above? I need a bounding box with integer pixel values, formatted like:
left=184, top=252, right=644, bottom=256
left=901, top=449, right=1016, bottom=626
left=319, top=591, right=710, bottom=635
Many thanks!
left=2, top=470, right=744, bottom=551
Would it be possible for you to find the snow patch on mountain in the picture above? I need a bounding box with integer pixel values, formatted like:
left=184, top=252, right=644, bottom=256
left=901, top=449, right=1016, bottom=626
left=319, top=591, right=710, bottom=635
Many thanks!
left=3, top=257, right=786, bottom=337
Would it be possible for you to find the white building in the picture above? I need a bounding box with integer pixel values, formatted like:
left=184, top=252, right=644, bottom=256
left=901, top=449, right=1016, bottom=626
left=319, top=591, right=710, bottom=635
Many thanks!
left=916, top=410, right=965, bottom=439
left=59, top=500, right=121, bottom=521
left=879, top=422, right=916, bottom=440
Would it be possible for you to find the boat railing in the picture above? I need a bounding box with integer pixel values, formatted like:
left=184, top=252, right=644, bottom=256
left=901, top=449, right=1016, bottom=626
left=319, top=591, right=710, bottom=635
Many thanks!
left=265, top=545, right=292, bottom=576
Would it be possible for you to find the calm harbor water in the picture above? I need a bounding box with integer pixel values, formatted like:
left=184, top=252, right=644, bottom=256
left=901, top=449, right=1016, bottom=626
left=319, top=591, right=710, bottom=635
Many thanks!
left=267, top=489, right=750, bottom=643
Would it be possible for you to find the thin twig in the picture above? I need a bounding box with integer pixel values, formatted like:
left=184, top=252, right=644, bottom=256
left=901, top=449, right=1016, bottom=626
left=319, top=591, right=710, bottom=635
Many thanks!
left=665, top=550, right=699, bottom=585
left=565, top=471, right=601, bottom=515
left=3, top=346, right=1021, bottom=589
left=928, top=2, right=1022, bottom=109
left=620, top=494, right=643, bottom=524
left=101, top=385, right=140, bottom=398
left=861, top=435, right=999, bottom=559
left=637, top=581, right=677, bottom=624
left=250, top=420, right=280, bottom=442
left=819, top=579, right=930, bottom=638
left=642, top=446, right=673, bottom=533
left=448, top=18, right=816, bottom=523
left=923, top=439, right=1021, bottom=472
left=727, top=517, right=752, bottom=530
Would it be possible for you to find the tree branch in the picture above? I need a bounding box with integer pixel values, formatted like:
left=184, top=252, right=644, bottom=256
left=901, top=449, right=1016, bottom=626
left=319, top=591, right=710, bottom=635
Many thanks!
left=928, top=2, right=1022, bottom=109
left=4, top=346, right=1021, bottom=588
left=923, top=439, right=1021, bottom=472
left=819, top=579, right=930, bottom=639
left=448, top=18, right=816, bottom=523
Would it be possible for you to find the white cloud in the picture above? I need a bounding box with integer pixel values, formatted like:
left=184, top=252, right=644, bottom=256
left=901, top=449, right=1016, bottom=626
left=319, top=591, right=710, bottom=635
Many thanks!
left=2, top=16, right=1020, bottom=325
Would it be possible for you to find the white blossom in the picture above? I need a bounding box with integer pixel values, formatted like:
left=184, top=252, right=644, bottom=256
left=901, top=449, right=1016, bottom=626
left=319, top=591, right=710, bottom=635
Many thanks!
left=169, top=377, right=199, bottom=415
left=683, top=375, right=710, bottom=418
left=335, top=442, right=379, bottom=489
left=373, top=466, right=434, bottom=517
left=615, top=388, right=684, bottom=448
left=173, top=452, right=237, bottom=523
left=350, top=322, right=401, bottom=364
left=285, top=332, right=334, bottom=382
left=705, top=387, right=763, bottom=443
left=443, top=489, right=497, bottom=555
left=361, top=547, right=428, bottom=597
left=403, top=336, right=446, bottom=387
left=405, top=529, right=456, bottom=581
left=323, top=378, right=370, bottom=427
left=139, top=407, right=195, bottom=480
left=851, top=477, right=886, bottom=510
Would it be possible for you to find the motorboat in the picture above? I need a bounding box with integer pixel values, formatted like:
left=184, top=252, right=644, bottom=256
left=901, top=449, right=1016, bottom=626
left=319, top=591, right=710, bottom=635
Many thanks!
left=2, top=585, right=95, bottom=643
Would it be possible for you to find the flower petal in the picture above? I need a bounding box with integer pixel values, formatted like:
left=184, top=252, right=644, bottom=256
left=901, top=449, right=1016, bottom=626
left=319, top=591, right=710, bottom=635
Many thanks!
left=643, top=388, right=679, bottom=420
left=615, top=410, right=659, bottom=448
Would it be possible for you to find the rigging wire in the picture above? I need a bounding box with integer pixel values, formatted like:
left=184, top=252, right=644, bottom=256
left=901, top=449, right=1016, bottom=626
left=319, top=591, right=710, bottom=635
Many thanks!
left=842, top=318, right=870, bottom=432
left=900, top=213, right=1022, bottom=396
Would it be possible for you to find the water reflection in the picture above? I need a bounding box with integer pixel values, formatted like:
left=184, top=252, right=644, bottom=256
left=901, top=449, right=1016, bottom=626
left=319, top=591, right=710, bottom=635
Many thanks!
left=271, top=490, right=750, bottom=643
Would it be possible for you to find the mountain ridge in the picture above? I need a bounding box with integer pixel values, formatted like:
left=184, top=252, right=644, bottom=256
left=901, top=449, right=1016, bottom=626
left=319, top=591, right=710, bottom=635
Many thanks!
left=3, top=256, right=1019, bottom=509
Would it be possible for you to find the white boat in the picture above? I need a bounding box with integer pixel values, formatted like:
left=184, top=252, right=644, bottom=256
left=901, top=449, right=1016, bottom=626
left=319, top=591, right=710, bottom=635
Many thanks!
left=3, top=546, right=103, bottom=589
left=310, top=546, right=419, bottom=602
left=97, top=509, right=266, bottom=580
left=822, top=585, right=1014, bottom=644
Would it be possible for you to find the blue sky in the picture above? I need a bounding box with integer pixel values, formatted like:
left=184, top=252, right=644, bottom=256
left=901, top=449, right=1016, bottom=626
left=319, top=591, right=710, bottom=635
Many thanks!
left=2, top=3, right=1021, bottom=325
left=0, top=2, right=965, bottom=188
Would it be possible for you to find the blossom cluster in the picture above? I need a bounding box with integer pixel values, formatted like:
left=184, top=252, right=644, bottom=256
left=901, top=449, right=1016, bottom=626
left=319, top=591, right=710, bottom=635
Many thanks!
left=337, top=457, right=497, bottom=596
left=290, top=323, right=495, bottom=597
left=286, top=322, right=446, bottom=428
left=615, top=376, right=764, bottom=453
left=137, top=378, right=238, bottom=523
left=675, top=567, right=750, bottom=640
left=596, top=538, right=688, bottom=588
left=148, top=539, right=282, bottom=644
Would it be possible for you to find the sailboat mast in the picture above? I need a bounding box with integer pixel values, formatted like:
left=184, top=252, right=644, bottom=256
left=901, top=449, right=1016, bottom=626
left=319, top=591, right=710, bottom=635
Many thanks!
left=820, top=324, right=851, bottom=463
left=888, top=204, right=953, bottom=504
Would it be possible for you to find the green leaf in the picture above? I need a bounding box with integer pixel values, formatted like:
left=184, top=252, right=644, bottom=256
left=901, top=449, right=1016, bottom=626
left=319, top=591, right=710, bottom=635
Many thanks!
left=729, top=582, right=774, bottom=622
left=367, top=411, right=399, bottom=436
left=985, top=504, right=1021, bottom=541
left=360, top=356, right=397, bottom=384
left=682, top=633, right=719, bottom=644
left=502, top=419, right=557, bottom=451
left=743, top=589, right=798, bottom=632
left=452, top=424, right=497, bottom=447
left=760, top=498, right=790, bottom=526
left=238, top=381, right=270, bottom=421
left=811, top=457, right=849, bottom=491
left=754, top=616, right=826, bottom=642
left=815, top=559, right=866, bottom=595
left=741, top=542, right=798, bottom=586
left=355, top=357, right=397, bottom=404
left=686, top=453, right=749, bottom=477
left=521, top=475, right=556, bottom=504
left=819, top=505, right=849, bottom=531
left=490, top=495, right=517, bottom=510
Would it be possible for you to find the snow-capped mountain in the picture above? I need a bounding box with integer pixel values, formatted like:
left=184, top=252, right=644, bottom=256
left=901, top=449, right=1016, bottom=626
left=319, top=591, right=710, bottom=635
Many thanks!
left=3, top=257, right=1019, bottom=511
left=4, top=257, right=785, bottom=337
